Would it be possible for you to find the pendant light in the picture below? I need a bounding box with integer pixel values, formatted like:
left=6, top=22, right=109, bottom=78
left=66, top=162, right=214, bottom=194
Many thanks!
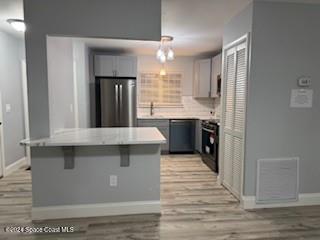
left=156, top=36, right=174, bottom=63
left=159, top=54, right=166, bottom=63
left=167, top=47, right=174, bottom=61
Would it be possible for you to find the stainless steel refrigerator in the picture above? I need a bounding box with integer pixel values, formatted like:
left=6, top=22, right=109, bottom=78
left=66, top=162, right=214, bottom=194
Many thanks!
left=96, top=77, right=137, bottom=127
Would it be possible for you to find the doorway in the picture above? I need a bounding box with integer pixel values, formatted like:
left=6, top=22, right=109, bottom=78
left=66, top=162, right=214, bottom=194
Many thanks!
left=0, top=92, right=5, bottom=177
left=21, top=60, right=31, bottom=166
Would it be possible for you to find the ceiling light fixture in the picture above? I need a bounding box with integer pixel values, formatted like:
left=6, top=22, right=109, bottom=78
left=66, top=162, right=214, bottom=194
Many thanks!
left=167, top=48, right=174, bottom=61
left=156, top=36, right=174, bottom=63
left=7, top=19, right=26, bottom=32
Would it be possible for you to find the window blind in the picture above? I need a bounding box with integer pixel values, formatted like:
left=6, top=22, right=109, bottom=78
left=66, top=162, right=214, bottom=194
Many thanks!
left=139, top=72, right=182, bottom=107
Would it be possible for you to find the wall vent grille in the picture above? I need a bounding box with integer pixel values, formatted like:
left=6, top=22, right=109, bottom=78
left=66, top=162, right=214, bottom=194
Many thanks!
left=256, top=158, right=299, bottom=203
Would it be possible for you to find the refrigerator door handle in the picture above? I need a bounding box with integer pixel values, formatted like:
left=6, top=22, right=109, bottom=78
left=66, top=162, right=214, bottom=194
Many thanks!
left=119, top=84, right=123, bottom=125
left=115, top=84, right=119, bottom=124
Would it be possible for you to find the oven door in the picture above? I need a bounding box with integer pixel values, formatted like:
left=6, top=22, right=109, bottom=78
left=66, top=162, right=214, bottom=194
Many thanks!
left=201, top=127, right=218, bottom=173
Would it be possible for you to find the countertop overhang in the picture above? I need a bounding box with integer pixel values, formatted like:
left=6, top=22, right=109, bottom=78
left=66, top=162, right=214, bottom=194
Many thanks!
left=21, top=128, right=166, bottom=147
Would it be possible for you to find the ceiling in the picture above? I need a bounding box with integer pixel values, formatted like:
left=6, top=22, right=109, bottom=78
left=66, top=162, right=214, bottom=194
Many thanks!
left=1, top=0, right=320, bottom=55
left=0, top=0, right=24, bottom=38
left=76, top=0, right=320, bottom=56
left=82, top=0, right=253, bottom=56
left=80, top=0, right=253, bottom=57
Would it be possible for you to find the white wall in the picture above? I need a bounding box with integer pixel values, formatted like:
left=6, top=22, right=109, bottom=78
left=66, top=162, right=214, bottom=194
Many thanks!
left=244, top=1, right=320, bottom=196
left=73, top=40, right=90, bottom=128
left=47, top=37, right=75, bottom=134
left=137, top=55, right=215, bottom=118
left=47, top=37, right=91, bottom=133
left=0, top=31, right=26, bottom=167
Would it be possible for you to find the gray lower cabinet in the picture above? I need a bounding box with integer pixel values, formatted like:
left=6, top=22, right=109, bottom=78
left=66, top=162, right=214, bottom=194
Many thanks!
left=195, top=119, right=202, bottom=153
left=137, top=119, right=170, bottom=152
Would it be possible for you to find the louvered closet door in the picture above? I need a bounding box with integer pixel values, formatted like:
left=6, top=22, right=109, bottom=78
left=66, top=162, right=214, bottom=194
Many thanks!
left=222, top=48, right=236, bottom=189
left=222, top=41, right=247, bottom=199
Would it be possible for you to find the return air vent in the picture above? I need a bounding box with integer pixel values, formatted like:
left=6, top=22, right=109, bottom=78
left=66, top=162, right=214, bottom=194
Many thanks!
left=256, top=158, right=299, bottom=203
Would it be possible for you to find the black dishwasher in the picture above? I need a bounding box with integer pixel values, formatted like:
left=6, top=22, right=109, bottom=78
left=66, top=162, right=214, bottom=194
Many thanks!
left=169, top=119, right=195, bottom=153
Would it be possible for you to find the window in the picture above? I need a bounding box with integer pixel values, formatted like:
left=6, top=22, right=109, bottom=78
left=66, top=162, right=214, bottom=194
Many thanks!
left=139, top=72, right=182, bottom=107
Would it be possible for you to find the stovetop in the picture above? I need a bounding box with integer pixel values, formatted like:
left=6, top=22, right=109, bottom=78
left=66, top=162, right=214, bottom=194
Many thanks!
left=201, top=119, right=219, bottom=130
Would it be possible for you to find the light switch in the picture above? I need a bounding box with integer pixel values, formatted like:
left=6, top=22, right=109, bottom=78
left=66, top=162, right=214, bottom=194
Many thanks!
left=70, top=104, right=73, bottom=113
left=5, top=104, right=11, bottom=113
left=109, top=175, right=118, bottom=187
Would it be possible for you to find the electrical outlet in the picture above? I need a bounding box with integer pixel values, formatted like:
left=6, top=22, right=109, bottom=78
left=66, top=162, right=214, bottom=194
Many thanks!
left=109, top=175, right=118, bottom=187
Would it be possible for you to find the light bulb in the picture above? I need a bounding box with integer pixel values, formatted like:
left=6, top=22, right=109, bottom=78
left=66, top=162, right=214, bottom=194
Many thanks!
left=167, top=48, right=174, bottom=60
left=160, top=54, right=166, bottom=63
left=156, top=48, right=163, bottom=60
left=160, top=68, right=166, bottom=76
left=7, top=19, right=26, bottom=32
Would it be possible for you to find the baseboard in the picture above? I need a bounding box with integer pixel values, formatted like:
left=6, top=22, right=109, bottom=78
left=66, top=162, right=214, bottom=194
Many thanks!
left=242, top=193, right=320, bottom=209
left=32, top=200, right=161, bottom=220
left=4, top=157, right=28, bottom=177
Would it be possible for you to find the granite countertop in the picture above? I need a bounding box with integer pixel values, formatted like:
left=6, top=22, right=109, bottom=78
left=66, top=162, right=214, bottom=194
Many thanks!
left=20, top=128, right=166, bottom=147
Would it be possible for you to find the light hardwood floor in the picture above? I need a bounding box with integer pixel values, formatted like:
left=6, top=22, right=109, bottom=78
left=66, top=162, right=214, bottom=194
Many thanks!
left=1, top=154, right=320, bottom=239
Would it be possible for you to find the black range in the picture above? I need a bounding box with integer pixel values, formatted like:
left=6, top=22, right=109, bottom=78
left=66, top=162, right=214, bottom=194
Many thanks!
left=201, top=119, right=219, bottom=173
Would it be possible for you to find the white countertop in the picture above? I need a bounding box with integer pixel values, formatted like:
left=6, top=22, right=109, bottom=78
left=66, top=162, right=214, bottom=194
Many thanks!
left=21, top=128, right=166, bottom=147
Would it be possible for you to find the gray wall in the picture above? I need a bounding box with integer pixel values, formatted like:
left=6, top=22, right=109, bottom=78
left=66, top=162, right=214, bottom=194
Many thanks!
left=222, top=3, right=253, bottom=195
left=223, top=3, right=253, bottom=46
left=47, top=37, right=75, bottom=134
left=244, top=1, right=320, bottom=195
left=24, top=0, right=161, bottom=138
left=31, top=145, right=160, bottom=206
left=0, top=31, right=26, bottom=166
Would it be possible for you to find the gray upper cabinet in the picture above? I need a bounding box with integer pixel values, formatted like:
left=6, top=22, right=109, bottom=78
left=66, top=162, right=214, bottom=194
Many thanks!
left=94, top=55, right=137, bottom=77
left=94, top=55, right=115, bottom=77
left=211, top=53, right=222, bottom=98
left=193, top=58, right=212, bottom=98
left=116, top=56, right=137, bottom=77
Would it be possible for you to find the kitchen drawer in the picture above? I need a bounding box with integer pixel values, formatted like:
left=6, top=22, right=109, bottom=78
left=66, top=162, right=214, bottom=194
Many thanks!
left=137, top=119, right=169, bottom=127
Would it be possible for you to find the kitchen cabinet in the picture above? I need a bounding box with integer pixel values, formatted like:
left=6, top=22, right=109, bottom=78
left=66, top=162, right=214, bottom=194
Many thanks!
left=137, top=119, right=170, bottom=152
left=193, top=58, right=212, bottom=98
left=94, top=55, right=115, bottom=77
left=195, top=119, right=202, bottom=153
left=116, top=56, right=137, bottom=77
left=211, top=53, right=222, bottom=98
left=94, top=55, right=137, bottom=77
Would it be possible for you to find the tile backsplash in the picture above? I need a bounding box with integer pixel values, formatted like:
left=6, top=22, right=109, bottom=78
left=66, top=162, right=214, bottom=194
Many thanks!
left=138, top=96, right=220, bottom=119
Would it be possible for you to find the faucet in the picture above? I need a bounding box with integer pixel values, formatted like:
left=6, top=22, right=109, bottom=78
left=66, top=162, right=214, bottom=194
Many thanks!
left=150, top=101, right=154, bottom=116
